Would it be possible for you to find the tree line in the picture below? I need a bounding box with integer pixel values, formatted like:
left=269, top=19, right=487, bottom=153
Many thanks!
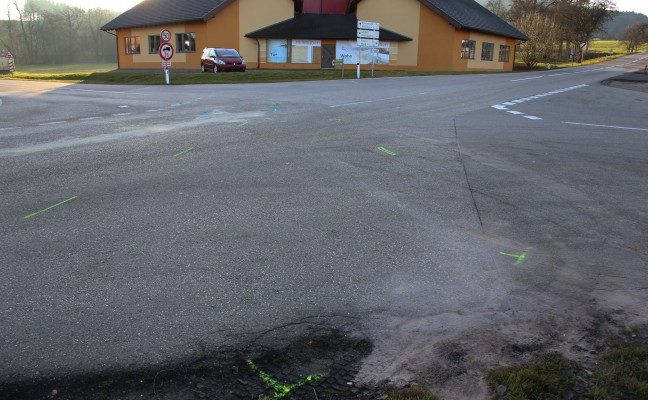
left=1, top=0, right=119, bottom=65
left=485, top=0, right=647, bottom=68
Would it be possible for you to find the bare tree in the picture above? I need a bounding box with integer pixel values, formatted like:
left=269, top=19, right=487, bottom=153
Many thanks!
left=621, top=21, right=648, bottom=53
left=556, top=0, right=617, bottom=62
left=486, top=0, right=510, bottom=20
left=514, top=11, right=559, bottom=68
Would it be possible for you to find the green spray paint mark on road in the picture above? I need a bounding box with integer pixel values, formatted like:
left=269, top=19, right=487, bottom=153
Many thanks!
left=173, top=147, right=194, bottom=158
left=238, top=121, right=249, bottom=127
left=377, top=146, right=397, bottom=156
left=246, top=359, right=326, bottom=399
left=23, top=196, right=78, bottom=220
left=500, top=247, right=533, bottom=266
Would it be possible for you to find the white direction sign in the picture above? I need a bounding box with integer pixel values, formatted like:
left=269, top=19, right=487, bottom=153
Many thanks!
left=357, top=29, right=379, bottom=39
left=357, top=20, right=379, bottom=31
left=357, top=38, right=379, bottom=47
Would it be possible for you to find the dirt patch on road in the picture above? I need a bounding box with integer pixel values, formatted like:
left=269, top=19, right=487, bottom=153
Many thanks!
left=602, top=71, right=648, bottom=93
left=0, top=330, right=374, bottom=400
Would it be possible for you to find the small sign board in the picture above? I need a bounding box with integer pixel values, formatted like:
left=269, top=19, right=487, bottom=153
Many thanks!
left=580, top=42, right=587, bottom=49
left=357, top=38, right=379, bottom=47
left=357, top=20, right=379, bottom=31
left=159, top=42, right=174, bottom=60
left=5, top=50, right=13, bottom=58
left=357, top=29, right=379, bottom=39
left=162, top=60, right=172, bottom=68
left=160, top=29, right=172, bottom=43
left=332, top=59, right=344, bottom=66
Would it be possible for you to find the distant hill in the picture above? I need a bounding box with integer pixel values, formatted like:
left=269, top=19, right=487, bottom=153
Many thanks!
left=596, top=11, right=648, bottom=39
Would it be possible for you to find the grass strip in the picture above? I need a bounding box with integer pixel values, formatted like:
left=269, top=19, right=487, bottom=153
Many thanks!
left=588, top=333, right=648, bottom=399
left=486, top=352, right=577, bottom=400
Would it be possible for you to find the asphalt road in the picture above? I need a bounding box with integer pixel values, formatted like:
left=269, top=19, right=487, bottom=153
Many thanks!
left=1, top=54, right=647, bottom=387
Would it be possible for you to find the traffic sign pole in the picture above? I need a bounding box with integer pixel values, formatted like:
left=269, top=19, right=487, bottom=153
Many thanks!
left=357, top=20, right=380, bottom=79
left=159, top=42, right=174, bottom=85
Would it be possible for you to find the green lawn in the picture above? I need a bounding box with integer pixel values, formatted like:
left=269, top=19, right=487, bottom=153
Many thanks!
left=0, top=68, right=489, bottom=85
left=14, top=63, right=118, bottom=73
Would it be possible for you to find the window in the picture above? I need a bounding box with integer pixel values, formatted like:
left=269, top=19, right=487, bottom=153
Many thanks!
left=176, top=33, right=196, bottom=53
left=291, top=40, right=321, bottom=64
left=481, top=42, right=494, bottom=61
left=149, top=35, right=161, bottom=54
left=267, top=39, right=289, bottom=63
left=499, top=45, right=511, bottom=62
left=125, top=36, right=140, bottom=54
left=461, top=40, right=475, bottom=59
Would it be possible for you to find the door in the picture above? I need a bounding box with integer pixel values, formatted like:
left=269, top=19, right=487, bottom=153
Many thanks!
left=321, top=44, right=335, bottom=68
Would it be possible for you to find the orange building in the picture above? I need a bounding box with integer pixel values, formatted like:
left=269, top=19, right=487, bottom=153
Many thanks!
left=102, top=0, right=527, bottom=71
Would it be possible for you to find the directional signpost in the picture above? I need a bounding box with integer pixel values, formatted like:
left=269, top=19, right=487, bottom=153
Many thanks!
left=159, top=37, right=174, bottom=85
left=357, top=20, right=380, bottom=78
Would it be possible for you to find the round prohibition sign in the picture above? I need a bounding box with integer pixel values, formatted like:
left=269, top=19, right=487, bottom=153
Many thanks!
left=159, top=42, right=174, bottom=60
left=160, top=29, right=172, bottom=43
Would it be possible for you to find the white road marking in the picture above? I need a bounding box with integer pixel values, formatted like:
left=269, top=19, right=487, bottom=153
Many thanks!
left=146, top=109, right=164, bottom=112
left=112, top=113, right=132, bottom=116
left=60, top=88, right=144, bottom=95
left=548, top=73, right=570, bottom=77
left=492, top=84, right=588, bottom=122
left=511, top=76, right=543, bottom=82
left=564, top=122, right=648, bottom=132
left=78, top=117, right=103, bottom=121
left=119, top=105, right=129, bottom=108
left=38, top=121, right=66, bottom=126
left=0, top=126, right=21, bottom=131
left=329, top=93, right=427, bottom=108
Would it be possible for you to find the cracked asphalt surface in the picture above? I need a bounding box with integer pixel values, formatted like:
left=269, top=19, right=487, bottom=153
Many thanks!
left=1, top=53, right=648, bottom=398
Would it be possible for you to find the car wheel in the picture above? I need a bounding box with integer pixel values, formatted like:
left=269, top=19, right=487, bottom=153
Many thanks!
left=201, top=64, right=206, bottom=72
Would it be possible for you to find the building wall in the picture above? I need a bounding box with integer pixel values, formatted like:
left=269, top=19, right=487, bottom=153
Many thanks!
left=239, top=0, right=294, bottom=68
left=417, top=3, right=455, bottom=70
left=112, top=0, right=519, bottom=72
left=466, top=31, right=510, bottom=70
left=356, top=0, right=420, bottom=66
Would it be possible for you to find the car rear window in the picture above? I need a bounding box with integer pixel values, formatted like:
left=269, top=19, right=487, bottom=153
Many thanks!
left=216, top=49, right=240, bottom=58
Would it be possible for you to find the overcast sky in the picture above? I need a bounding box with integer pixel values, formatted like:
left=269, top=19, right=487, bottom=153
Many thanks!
left=1, top=0, right=647, bottom=19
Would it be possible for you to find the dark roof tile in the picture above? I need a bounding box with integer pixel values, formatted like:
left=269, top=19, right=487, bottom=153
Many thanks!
left=421, top=0, right=527, bottom=40
left=102, top=0, right=232, bottom=30
left=245, top=14, right=411, bottom=41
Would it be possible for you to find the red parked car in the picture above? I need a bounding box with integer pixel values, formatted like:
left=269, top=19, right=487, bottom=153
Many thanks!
left=200, top=48, right=246, bottom=72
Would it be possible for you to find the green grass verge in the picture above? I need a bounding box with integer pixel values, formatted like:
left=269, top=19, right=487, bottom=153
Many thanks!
left=13, top=63, right=118, bottom=73
left=486, top=353, right=577, bottom=400
left=0, top=69, right=490, bottom=85
left=486, top=326, right=648, bottom=399
left=588, top=40, right=648, bottom=54
left=588, top=332, right=648, bottom=399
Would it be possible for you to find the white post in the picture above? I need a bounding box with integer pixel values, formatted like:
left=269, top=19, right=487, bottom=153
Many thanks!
left=357, top=63, right=360, bottom=79
left=165, top=67, right=170, bottom=85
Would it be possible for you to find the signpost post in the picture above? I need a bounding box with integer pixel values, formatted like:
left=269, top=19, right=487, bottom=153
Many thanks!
left=6, top=50, right=15, bottom=73
left=333, top=59, right=344, bottom=78
left=357, top=20, right=379, bottom=78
